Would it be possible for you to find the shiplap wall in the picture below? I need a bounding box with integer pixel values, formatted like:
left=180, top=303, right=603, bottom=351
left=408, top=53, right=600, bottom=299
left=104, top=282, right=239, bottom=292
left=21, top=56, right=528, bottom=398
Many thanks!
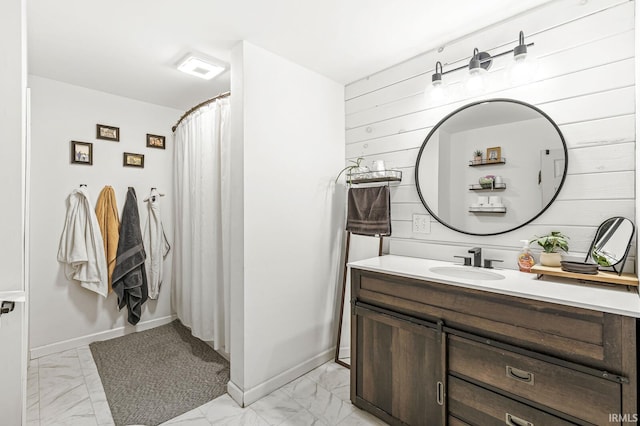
left=344, top=0, right=635, bottom=270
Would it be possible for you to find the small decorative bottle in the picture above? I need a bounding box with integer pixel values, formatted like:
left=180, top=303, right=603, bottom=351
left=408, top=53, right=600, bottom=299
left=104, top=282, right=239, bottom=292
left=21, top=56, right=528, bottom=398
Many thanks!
left=517, top=240, right=536, bottom=273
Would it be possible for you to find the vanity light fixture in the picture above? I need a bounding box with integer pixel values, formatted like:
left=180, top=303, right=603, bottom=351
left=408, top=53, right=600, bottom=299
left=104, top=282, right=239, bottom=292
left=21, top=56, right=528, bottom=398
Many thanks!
left=506, top=31, right=539, bottom=85
left=426, top=61, right=446, bottom=102
left=426, top=30, right=535, bottom=99
left=465, top=48, right=491, bottom=95
left=177, top=55, right=226, bottom=80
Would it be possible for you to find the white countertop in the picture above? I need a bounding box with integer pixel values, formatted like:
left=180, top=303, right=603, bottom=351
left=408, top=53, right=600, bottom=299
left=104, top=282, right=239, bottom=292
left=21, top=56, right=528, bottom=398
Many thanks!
left=348, top=255, right=640, bottom=318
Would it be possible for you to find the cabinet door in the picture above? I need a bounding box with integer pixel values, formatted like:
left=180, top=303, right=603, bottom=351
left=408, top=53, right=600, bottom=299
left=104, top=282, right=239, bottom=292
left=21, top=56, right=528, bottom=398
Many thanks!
left=353, top=304, right=444, bottom=425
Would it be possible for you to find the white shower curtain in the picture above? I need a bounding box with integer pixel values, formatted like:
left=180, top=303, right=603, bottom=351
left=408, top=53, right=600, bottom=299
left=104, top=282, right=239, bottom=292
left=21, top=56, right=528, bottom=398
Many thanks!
left=172, top=97, right=230, bottom=353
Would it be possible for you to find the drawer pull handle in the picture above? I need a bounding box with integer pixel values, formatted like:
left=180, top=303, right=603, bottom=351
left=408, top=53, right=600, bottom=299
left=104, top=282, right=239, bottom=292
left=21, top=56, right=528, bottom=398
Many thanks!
left=436, top=381, right=444, bottom=406
left=506, top=365, right=534, bottom=385
left=506, top=413, right=533, bottom=426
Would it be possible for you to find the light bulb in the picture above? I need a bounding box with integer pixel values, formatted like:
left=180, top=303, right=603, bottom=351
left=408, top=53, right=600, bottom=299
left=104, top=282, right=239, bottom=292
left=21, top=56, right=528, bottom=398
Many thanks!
left=465, top=67, right=486, bottom=95
left=425, top=61, right=447, bottom=104
left=507, top=52, right=538, bottom=85
left=507, top=31, right=538, bottom=86
left=427, top=80, right=446, bottom=103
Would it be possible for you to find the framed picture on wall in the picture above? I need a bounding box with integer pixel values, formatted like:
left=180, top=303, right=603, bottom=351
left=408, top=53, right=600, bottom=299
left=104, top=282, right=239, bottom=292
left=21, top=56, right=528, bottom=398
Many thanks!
left=146, top=133, right=166, bottom=149
left=96, top=124, right=120, bottom=141
left=71, top=141, right=93, bottom=165
left=486, top=146, right=502, bottom=163
left=123, top=152, right=144, bottom=168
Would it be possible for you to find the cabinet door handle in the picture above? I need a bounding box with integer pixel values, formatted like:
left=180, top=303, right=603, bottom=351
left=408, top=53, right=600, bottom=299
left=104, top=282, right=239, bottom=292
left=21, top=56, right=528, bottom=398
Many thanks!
left=505, top=413, right=533, bottom=426
left=506, top=365, right=534, bottom=385
left=436, top=381, right=444, bottom=406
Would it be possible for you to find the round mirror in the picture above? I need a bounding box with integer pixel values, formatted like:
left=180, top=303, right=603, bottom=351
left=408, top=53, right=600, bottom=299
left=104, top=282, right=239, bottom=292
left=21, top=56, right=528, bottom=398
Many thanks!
left=587, top=217, right=635, bottom=270
left=415, top=99, right=568, bottom=236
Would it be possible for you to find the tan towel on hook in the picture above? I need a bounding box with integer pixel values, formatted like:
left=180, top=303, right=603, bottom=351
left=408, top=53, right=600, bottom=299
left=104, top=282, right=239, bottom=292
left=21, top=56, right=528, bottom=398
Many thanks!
left=346, top=186, right=391, bottom=236
left=95, top=186, right=120, bottom=292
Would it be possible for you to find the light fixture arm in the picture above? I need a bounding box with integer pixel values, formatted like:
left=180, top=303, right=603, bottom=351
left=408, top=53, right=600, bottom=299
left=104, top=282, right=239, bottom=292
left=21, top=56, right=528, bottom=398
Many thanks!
left=436, top=41, right=534, bottom=77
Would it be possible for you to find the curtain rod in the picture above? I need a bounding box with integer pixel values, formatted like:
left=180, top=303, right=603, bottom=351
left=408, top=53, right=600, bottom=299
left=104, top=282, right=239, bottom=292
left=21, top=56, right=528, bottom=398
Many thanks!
left=172, top=91, right=231, bottom=132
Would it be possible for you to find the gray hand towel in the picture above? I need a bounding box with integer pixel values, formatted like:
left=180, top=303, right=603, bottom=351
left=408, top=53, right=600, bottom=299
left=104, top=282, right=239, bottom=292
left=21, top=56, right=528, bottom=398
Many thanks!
left=112, top=187, right=148, bottom=325
left=346, top=186, right=391, bottom=236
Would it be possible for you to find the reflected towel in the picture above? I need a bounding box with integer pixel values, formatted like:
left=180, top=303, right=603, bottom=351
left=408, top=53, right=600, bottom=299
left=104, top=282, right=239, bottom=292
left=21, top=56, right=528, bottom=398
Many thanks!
left=95, top=186, right=120, bottom=292
left=112, top=187, right=148, bottom=325
left=346, top=186, right=391, bottom=236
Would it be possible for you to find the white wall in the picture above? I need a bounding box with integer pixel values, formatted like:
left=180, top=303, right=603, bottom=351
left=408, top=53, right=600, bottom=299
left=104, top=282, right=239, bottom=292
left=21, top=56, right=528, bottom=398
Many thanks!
left=229, top=41, right=345, bottom=405
left=0, top=0, right=27, bottom=423
left=28, top=76, right=181, bottom=357
left=345, top=0, right=635, bottom=269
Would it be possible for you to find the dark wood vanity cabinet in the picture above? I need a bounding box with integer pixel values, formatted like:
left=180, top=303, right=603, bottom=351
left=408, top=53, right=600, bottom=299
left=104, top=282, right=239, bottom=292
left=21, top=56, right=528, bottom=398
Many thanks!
left=350, top=268, right=638, bottom=426
left=354, top=305, right=445, bottom=425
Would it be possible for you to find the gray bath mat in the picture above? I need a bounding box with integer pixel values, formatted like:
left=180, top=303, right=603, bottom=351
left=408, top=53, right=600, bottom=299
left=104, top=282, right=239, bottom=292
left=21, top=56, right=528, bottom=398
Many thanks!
left=90, top=320, right=229, bottom=426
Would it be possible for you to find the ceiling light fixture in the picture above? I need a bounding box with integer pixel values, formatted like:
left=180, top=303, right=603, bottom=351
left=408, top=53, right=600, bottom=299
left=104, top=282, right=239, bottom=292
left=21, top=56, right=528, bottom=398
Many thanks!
left=177, top=55, right=226, bottom=80
left=426, top=30, right=535, bottom=100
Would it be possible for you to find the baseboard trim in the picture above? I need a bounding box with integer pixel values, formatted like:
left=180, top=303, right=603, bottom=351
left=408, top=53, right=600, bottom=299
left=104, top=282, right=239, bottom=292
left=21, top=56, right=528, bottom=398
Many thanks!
left=227, top=380, right=245, bottom=407
left=30, top=314, right=177, bottom=359
left=339, top=346, right=350, bottom=359
left=227, top=348, right=334, bottom=407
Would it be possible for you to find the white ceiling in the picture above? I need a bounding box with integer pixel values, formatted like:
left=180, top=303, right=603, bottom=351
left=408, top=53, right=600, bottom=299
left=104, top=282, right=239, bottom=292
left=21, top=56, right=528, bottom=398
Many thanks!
left=28, top=0, right=552, bottom=111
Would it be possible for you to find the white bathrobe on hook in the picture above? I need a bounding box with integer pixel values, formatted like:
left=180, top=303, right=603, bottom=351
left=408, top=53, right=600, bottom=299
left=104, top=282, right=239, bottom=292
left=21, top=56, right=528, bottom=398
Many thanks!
left=57, top=187, right=109, bottom=297
left=143, top=189, right=171, bottom=299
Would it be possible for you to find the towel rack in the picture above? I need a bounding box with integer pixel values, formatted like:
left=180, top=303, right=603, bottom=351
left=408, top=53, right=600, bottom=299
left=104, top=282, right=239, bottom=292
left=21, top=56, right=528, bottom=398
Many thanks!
left=347, top=169, right=402, bottom=186
left=335, top=172, right=401, bottom=369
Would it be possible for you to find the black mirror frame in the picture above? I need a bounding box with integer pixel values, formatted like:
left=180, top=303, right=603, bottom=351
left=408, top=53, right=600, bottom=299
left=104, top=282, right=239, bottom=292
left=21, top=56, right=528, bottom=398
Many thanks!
left=415, top=98, right=569, bottom=236
left=584, top=216, right=635, bottom=275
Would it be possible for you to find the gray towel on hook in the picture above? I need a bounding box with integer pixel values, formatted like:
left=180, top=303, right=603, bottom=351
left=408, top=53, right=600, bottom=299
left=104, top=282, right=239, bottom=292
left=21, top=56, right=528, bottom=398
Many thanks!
left=346, top=186, right=391, bottom=236
left=112, top=187, right=148, bottom=325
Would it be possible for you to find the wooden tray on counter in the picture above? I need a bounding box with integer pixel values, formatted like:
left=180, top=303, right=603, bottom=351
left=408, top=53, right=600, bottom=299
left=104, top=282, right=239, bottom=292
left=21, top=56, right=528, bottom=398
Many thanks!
left=531, top=264, right=639, bottom=287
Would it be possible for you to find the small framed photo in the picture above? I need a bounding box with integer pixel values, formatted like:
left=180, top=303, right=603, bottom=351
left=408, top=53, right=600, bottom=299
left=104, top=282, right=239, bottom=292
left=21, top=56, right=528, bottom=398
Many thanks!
left=486, top=146, right=502, bottom=162
left=96, top=124, right=120, bottom=141
left=123, top=152, right=144, bottom=168
left=146, top=134, right=166, bottom=149
left=71, top=141, right=93, bottom=165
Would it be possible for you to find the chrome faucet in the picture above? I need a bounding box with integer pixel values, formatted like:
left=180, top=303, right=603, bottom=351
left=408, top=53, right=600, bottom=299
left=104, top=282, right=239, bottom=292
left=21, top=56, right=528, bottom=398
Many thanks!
left=468, top=247, right=482, bottom=267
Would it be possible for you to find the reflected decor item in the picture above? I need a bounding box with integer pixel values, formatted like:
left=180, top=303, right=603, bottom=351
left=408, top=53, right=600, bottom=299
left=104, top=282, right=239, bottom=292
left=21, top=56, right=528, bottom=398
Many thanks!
left=472, top=149, right=483, bottom=165
left=479, top=175, right=494, bottom=189
left=585, top=216, right=635, bottom=275
left=486, top=146, right=501, bottom=162
left=415, top=99, right=568, bottom=236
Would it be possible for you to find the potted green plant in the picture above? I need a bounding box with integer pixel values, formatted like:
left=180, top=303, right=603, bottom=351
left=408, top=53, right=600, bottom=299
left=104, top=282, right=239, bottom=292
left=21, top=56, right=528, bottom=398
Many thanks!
left=530, top=231, right=569, bottom=267
left=473, top=149, right=483, bottom=165
left=335, top=157, right=368, bottom=183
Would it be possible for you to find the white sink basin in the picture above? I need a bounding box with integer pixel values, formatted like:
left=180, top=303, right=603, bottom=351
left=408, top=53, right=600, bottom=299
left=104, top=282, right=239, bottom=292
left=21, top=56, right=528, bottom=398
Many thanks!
left=429, top=266, right=505, bottom=281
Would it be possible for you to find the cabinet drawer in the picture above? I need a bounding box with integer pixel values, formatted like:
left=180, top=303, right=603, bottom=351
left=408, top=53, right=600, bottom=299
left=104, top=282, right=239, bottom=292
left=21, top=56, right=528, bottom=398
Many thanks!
left=448, top=416, right=472, bottom=426
left=448, top=376, right=576, bottom=426
left=448, top=335, right=620, bottom=425
left=354, top=270, right=625, bottom=370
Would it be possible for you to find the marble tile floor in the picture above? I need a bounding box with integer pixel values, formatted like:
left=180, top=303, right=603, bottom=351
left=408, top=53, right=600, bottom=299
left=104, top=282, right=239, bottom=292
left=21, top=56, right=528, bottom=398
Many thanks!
left=27, top=346, right=386, bottom=426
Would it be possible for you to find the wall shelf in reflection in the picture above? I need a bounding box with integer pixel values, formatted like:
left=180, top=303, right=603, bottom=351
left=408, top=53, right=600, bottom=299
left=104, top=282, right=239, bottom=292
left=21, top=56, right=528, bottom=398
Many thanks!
left=469, top=206, right=507, bottom=213
left=347, top=169, right=402, bottom=185
left=469, top=183, right=506, bottom=191
left=469, top=158, right=506, bottom=166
